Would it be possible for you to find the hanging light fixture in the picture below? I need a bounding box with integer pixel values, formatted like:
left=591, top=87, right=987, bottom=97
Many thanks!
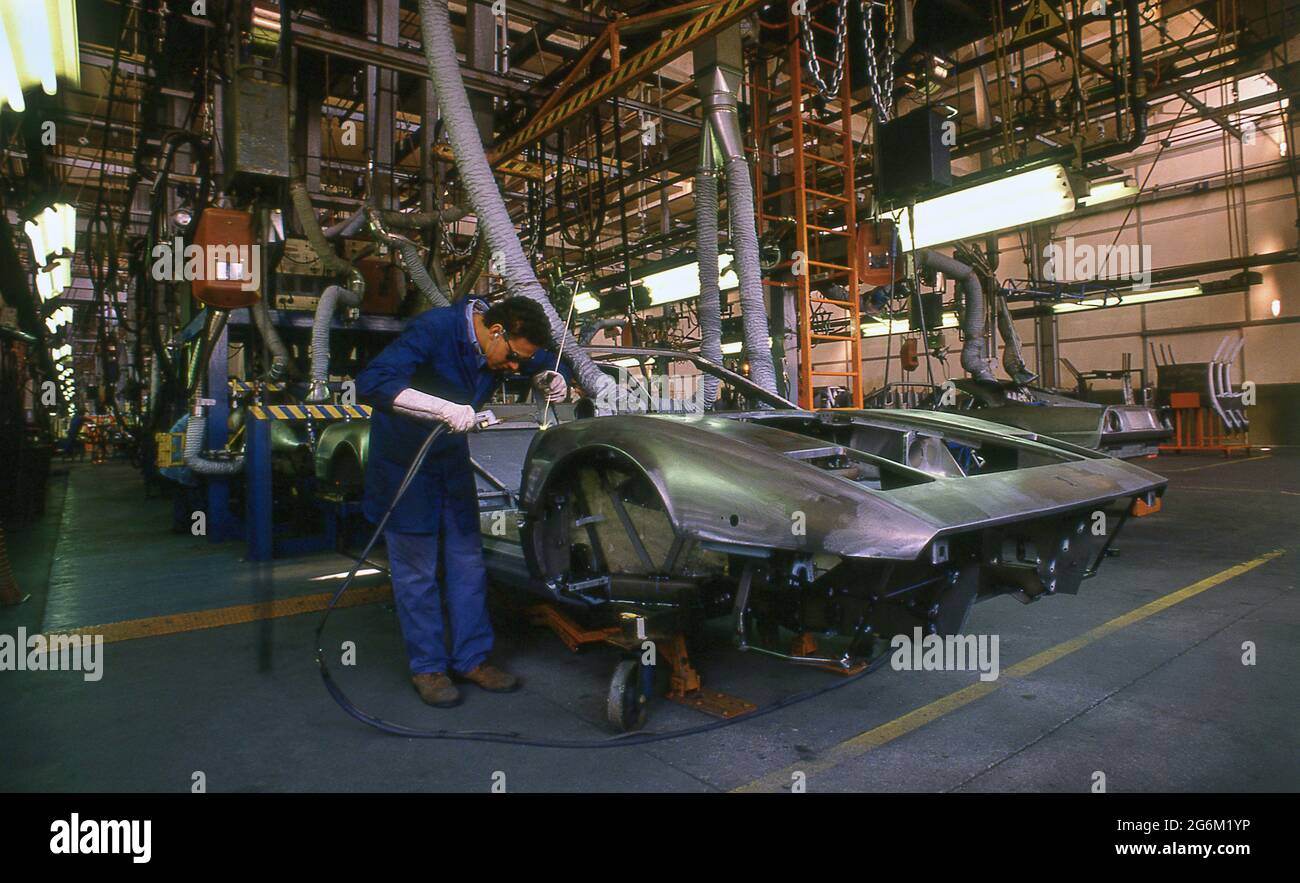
left=889, top=164, right=1078, bottom=251
left=25, top=202, right=77, bottom=267
left=0, top=0, right=81, bottom=113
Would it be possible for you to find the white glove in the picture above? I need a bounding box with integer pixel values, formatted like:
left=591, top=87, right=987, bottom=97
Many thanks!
left=532, top=369, right=568, bottom=403
left=392, top=388, right=478, bottom=433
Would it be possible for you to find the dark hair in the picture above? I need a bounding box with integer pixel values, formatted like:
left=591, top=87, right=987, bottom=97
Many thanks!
left=484, top=297, right=556, bottom=350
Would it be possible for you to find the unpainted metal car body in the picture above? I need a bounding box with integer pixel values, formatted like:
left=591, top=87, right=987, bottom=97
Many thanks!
left=316, top=348, right=1166, bottom=673
left=939, top=379, right=1170, bottom=460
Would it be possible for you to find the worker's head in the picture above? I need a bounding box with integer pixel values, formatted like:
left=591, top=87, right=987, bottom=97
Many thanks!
left=480, top=297, right=556, bottom=372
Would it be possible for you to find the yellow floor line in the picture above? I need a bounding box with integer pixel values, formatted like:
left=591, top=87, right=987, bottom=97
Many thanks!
left=42, top=584, right=392, bottom=646
left=1176, top=485, right=1300, bottom=496
left=733, top=548, right=1285, bottom=793
left=1160, top=454, right=1271, bottom=473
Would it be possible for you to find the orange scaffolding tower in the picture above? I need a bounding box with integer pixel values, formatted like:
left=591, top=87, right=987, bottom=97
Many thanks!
left=751, top=3, right=863, bottom=409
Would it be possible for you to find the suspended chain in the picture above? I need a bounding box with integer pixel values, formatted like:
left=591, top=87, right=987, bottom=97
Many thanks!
left=861, top=0, right=896, bottom=121
left=799, top=0, right=850, bottom=98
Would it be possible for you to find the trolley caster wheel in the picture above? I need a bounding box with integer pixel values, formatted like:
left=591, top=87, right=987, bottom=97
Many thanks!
left=606, top=657, right=651, bottom=733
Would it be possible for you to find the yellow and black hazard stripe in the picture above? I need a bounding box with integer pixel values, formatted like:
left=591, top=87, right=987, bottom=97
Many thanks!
left=248, top=404, right=372, bottom=421
left=495, top=0, right=762, bottom=162
left=433, top=143, right=542, bottom=180
left=229, top=380, right=286, bottom=394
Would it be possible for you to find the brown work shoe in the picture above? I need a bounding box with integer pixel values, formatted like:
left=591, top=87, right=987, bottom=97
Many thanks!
left=456, top=663, right=521, bottom=693
left=411, top=672, right=461, bottom=708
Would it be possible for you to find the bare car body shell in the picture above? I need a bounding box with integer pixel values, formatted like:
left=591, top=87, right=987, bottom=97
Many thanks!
left=316, top=347, right=1166, bottom=669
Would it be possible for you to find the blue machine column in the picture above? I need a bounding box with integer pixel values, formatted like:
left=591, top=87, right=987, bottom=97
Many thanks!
left=246, top=408, right=274, bottom=562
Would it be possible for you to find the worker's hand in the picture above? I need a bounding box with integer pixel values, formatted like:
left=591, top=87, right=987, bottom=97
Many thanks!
left=532, top=369, right=568, bottom=403
left=441, top=403, right=479, bottom=433
left=392, top=388, right=478, bottom=432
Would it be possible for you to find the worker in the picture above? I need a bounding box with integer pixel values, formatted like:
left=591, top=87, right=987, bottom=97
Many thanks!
left=356, top=296, right=569, bottom=709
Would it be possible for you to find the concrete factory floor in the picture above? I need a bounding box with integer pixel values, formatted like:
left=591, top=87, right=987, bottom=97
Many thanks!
left=2, top=451, right=1297, bottom=793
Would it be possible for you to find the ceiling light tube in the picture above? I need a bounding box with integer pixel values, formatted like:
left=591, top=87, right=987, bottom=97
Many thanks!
left=890, top=164, right=1077, bottom=251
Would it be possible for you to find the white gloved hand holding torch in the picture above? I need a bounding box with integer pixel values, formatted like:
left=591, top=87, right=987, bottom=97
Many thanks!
left=392, top=388, right=478, bottom=432
left=532, top=369, right=568, bottom=404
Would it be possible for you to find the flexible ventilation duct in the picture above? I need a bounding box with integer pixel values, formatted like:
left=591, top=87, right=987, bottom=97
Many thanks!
left=579, top=317, right=625, bottom=345
left=700, top=66, right=777, bottom=395
left=251, top=295, right=290, bottom=381
left=367, top=208, right=450, bottom=309
left=307, top=284, right=363, bottom=402
left=696, top=127, right=723, bottom=407
left=324, top=206, right=369, bottom=239
left=918, top=249, right=995, bottom=383
left=416, top=0, right=615, bottom=404
left=995, top=295, right=1033, bottom=384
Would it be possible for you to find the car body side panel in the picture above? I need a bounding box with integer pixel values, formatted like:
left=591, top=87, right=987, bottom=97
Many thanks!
left=521, top=411, right=1166, bottom=562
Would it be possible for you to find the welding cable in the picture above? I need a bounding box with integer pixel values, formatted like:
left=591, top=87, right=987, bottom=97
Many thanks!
left=316, top=420, right=891, bottom=748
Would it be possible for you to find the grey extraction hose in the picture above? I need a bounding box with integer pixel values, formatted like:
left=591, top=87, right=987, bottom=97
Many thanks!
left=367, top=208, right=450, bottom=309
left=696, top=131, right=724, bottom=407
left=918, top=249, right=995, bottom=383
left=416, top=0, right=615, bottom=404
left=701, top=65, right=777, bottom=395
left=308, top=284, right=363, bottom=401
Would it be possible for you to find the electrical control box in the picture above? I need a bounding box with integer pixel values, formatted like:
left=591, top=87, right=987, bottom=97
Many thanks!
left=272, top=238, right=404, bottom=315
left=222, top=70, right=290, bottom=191
left=191, top=208, right=259, bottom=308
left=155, top=432, right=185, bottom=468
left=874, top=107, right=952, bottom=207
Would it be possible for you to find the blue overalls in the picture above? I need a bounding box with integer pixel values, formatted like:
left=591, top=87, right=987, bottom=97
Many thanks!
left=355, top=298, right=558, bottom=674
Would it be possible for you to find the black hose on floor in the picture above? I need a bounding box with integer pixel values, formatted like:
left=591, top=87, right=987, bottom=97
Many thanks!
left=315, top=420, right=889, bottom=748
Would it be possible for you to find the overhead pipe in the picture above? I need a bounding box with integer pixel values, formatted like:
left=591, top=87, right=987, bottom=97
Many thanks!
left=416, top=0, right=616, bottom=404
left=951, top=0, right=1147, bottom=172
left=283, top=0, right=365, bottom=402
left=700, top=65, right=778, bottom=396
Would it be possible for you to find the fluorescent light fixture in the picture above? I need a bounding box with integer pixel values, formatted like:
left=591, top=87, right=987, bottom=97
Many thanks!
left=1052, top=284, right=1203, bottom=313
left=44, top=304, right=72, bottom=333
left=610, top=358, right=642, bottom=368
left=52, top=255, right=71, bottom=290
left=1078, top=178, right=1138, bottom=207
left=861, top=312, right=960, bottom=337
left=572, top=290, right=600, bottom=314
left=890, top=164, right=1077, bottom=250
left=719, top=336, right=773, bottom=355
left=0, top=1, right=81, bottom=113
left=641, top=255, right=738, bottom=306
left=25, top=202, right=76, bottom=267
